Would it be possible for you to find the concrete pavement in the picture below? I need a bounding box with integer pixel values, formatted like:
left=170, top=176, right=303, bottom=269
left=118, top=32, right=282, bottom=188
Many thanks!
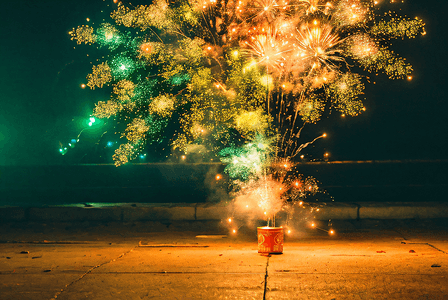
left=1, top=219, right=447, bottom=299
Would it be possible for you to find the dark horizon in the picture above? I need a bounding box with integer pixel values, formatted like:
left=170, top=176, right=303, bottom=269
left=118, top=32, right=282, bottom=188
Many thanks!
left=1, top=160, right=446, bottom=206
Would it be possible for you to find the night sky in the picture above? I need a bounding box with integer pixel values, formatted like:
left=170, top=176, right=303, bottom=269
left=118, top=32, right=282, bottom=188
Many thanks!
left=0, top=0, right=447, bottom=165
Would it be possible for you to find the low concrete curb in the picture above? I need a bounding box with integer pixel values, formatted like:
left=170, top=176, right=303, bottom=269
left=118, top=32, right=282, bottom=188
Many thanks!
left=28, top=207, right=122, bottom=222
left=316, top=202, right=359, bottom=220
left=0, top=202, right=447, bottom=223
left=122, top=205, right=196, bottom=221
left=358, top=202, right=448, bottom=219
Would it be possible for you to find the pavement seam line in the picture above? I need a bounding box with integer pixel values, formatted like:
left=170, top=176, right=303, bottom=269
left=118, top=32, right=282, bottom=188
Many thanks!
left=263, top=256, right=269, bottom=300
left=425, top=243, right=447, bottom=254
left=50, top=245, right=138, bottom=300
left=408, top=242, right=447, bottom=254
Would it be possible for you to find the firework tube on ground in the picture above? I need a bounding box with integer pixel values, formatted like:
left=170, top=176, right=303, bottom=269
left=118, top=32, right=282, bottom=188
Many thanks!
left=257, top=227, right=283, bottom=254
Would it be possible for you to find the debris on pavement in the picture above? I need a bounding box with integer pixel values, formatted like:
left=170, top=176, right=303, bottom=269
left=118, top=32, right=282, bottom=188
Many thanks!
left=138, top=241, right=209, bottom=247
left=196, top=235, right=228, bottom=239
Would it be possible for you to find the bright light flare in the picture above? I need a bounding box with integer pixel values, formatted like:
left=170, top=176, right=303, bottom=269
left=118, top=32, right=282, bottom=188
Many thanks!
left=291, top=22, right=345, bottom=81
left=299, top=0, right=332, bottom=15
left=241, top=0, right=288, bottom=23
left=140, top=42, right=152, bottom=54
left=351, top=34, right=377, bottom=59
left=334, top=0, right=368, bottom=26
left=247, top=28, right=290, bottom=72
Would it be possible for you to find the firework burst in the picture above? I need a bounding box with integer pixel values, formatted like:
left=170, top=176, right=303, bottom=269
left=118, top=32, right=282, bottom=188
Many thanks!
left=289, top=21, right=346, bottom=87
left=246, top=27, right=291, bottom=73
left=64, top=0, right=425, bottom=227
left=299, top=0, right=333, bottom=15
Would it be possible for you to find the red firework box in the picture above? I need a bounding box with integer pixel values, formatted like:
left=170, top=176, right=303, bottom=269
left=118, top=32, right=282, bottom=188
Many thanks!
left=257, top=227, right=284, bottom=254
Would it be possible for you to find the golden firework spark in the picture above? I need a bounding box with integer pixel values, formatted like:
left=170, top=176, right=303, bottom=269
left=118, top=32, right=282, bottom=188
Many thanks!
left=246, top=27, right=291, bottom=73
left=292, top=21, right=345, bottom=78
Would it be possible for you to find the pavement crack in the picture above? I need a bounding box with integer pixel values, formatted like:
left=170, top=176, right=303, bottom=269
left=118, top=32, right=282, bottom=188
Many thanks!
left=50, top=245, right=138, bottom=300
left=263, top=256, right=270, bottom=300
left=408, top=242, right=447, bottom=254
left=426, top=243, right=447, bottom=254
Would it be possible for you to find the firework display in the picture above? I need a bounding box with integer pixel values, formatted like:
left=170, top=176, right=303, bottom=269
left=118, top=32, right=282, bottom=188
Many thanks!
left=64, top=0, right=424, bottom=231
